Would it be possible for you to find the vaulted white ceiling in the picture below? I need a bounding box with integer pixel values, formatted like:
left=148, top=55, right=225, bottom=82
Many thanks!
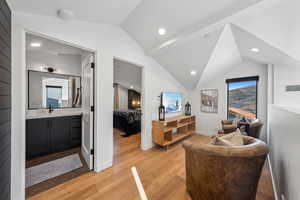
left=232, top=0, right=300, bottom=62
left=198, top=25, right=242, bottom=86
left=122, top=0, right=262, bottom=52
left=154, top=28, right=223, bottom=89
left=231, top=25, right=300, bottom=67
left=7, top=0, right=142, bottom=24
left=8, top=0, right=300, bottom=90
left=153, top=21, right=300, bottom=89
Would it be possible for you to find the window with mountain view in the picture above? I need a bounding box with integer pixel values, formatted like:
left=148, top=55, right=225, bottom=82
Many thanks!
left=226, top=76, right=258, bottom=120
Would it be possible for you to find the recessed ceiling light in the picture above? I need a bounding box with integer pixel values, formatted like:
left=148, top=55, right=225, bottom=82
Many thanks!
left=190, top=70, right=197, bottom=75
left=130, top=86, right=134, bottom=89
left=30, top=42, right=41, bottom=47
left=57, top=9, right=76, bottom=20
left=251, top=48, right=260, bottom=52
left=158, top=28, right=166, bottom=36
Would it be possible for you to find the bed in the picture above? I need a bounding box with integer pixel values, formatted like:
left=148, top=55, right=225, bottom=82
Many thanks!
left=113, top=110, right=141, bottom=137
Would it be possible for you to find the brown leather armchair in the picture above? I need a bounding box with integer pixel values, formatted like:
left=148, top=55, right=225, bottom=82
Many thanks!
left=247, top=121, right=263, bottom=139
left=221, top=120, right=237, bottom=134
left=182, top=135, right=269, bottom=200
left=221, top=119, right=263, bottom=139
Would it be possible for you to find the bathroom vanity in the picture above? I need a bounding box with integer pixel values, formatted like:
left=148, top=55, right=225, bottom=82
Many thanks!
left=26, top=114, right=82, bottom=160
left=26, top=69, right=84, bottom=160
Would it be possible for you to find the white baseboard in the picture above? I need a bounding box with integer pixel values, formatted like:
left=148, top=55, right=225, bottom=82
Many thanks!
left=268, top=155, right=279, bottom=200
left=141, top=143, right=153, bottom=151
left=96, top=160, right=113, bottom=172
left=196, top=129, right=216, bottom=136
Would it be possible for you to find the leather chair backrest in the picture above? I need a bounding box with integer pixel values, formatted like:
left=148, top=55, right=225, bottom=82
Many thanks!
left=182, top=136, right=269, bottom=200
left=248, top=122, right=263, bottom=138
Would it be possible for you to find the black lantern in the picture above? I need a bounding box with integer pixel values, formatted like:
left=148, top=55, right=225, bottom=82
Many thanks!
left=185, top=102, right=191, bottom=116
left=158, top=95, right=165, bottom=121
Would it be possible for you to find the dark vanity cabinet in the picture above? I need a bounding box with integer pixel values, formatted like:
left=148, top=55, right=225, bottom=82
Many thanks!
left=26, top=115, right=82, bottom=160
left=50, top=117, right=71, bottom=153
left=26, top=118, right=51, bottom=160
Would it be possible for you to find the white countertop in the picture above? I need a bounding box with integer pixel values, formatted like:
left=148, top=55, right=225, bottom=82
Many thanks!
left=26, top=108, right=83, bottom=119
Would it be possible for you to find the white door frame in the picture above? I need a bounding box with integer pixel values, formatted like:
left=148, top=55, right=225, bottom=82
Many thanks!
left=113, top=57, right=146, bottom=151
left=22, top=29, right=98, bottom=184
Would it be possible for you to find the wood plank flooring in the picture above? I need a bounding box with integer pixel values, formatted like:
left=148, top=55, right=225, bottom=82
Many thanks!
left=28, top=130, right=275, bottom=200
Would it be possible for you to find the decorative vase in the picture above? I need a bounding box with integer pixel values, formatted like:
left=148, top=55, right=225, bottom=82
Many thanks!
left=185, top=102, right=191, bottom=116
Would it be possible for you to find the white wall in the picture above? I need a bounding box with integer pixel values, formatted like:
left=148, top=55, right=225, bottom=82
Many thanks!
left=27, top=50, right=82, bottom=76
left=267, top=64, right=300, bottom=200
left=269, top=105, right=300, bottom=200
left=11, top=12, right=187, bottom=200
left=273, top=64, right=300, bottom=106
left=146, top=58, right=189, bottom=120
left=113, top=59, right=142, bottom=91
left=190, top=61, right=268, bottom=140
left=117, top=85, right=129, bottom=110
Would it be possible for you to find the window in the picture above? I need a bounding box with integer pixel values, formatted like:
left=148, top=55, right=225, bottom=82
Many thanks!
left=46, top=86, right=62, bottom=108
left=226, top=76, right=259, bottom=120
left=42, top=77, right=70, bottom=108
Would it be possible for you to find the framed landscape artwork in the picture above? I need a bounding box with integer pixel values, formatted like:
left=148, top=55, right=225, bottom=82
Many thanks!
left=201, top=89, right=218, bottom=113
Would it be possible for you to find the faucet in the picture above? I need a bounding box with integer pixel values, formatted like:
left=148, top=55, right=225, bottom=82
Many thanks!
left=48, top=105, right=54, bottom=113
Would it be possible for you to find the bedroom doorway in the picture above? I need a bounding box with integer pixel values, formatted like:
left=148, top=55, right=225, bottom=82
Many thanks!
left=113, top=59, right=143, bottom=159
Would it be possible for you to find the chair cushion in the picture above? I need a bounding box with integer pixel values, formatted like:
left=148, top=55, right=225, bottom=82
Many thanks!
left=211, top=129, right=244, bottom=146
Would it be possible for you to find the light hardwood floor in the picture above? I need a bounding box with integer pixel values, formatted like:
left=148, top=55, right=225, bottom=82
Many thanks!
left=28, top=130, right=275, bottom=200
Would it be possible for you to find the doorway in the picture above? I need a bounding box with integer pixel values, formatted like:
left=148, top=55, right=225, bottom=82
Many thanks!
left=25, top=32, right=95, bottom=197
left=113, top=58, right=144, bottom=159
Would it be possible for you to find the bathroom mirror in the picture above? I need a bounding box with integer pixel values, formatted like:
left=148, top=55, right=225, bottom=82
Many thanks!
left=28, top=70, right=82, bottom=109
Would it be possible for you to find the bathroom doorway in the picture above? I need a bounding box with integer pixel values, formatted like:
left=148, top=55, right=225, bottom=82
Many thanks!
left=25, top=32, right=95, bottom=197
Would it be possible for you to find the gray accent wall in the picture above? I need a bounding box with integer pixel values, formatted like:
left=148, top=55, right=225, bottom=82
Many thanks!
left=0, top=0, right=11, bottom=199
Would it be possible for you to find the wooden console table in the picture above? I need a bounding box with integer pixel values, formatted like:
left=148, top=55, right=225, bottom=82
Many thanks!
left=152, top=115, right=196, bottom=148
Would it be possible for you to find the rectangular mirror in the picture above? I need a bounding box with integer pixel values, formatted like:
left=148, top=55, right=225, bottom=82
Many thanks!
left=28, top=70, right=81, bottom=109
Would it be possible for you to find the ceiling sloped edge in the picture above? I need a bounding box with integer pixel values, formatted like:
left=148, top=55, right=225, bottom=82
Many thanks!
left=231, top=24, right=300, bottom=67
left=197, top=24, right=243, bottom=88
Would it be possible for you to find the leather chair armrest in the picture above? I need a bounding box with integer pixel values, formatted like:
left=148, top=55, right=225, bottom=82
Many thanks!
left=222, top=125, right=237, bottom=134
left=222, top=120, right=233, bottom=125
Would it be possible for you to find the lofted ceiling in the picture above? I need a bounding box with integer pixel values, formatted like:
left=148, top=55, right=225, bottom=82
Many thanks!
left=232, top=0, right=300, bottom=62
left=8, top=0, right=300, bottom=90
left=7, top=0, right=142, bottom=24
left=154, top=22, right=300, bottom=89
left=122, top=0, right=262, bottom=52
left=154, top=28, right=223, bottom=89
left=231, top=25, right=300, bottom=67
left=198, top=25, right=242, bottom=86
